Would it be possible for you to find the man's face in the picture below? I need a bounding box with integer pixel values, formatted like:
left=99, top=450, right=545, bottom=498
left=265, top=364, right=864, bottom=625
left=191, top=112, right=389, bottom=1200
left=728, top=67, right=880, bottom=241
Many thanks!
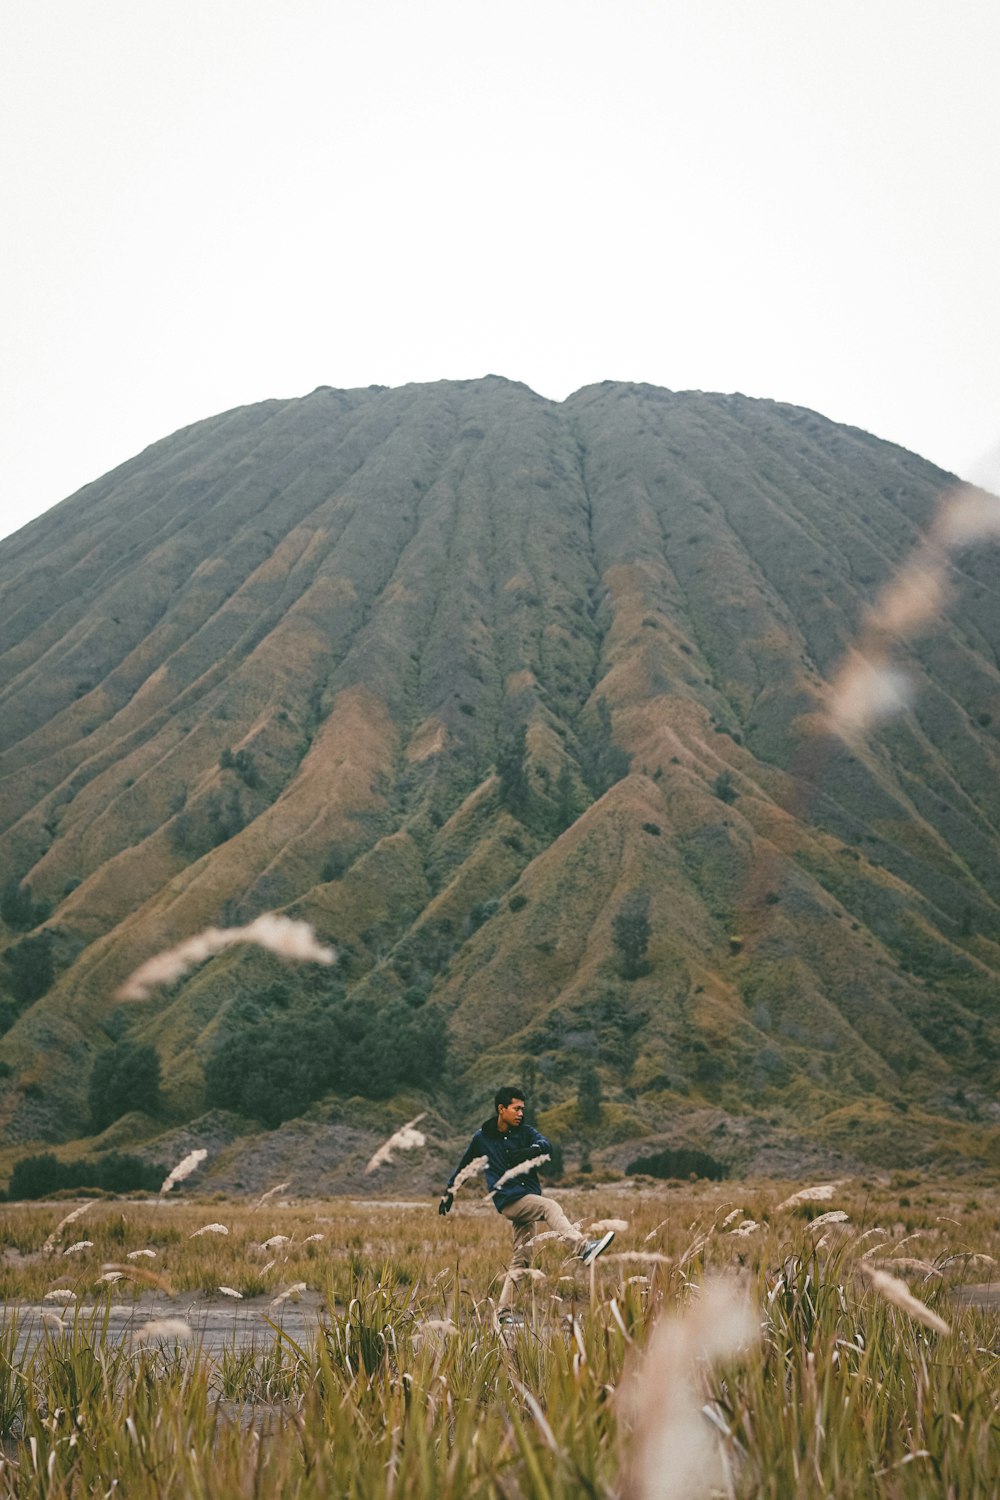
left=497, top=1097, right=525, bottom=1130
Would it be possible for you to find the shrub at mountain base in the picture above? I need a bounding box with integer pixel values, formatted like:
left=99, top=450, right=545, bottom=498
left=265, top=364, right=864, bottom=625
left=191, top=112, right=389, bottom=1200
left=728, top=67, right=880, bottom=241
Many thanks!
left=203, top=997, right=448, bottom=1127
left=6, top=1151, right=165, bottom=1200
left=88, top=1043, right=162, bottom=1131
left=626, top=1146, right=728, bottom=1180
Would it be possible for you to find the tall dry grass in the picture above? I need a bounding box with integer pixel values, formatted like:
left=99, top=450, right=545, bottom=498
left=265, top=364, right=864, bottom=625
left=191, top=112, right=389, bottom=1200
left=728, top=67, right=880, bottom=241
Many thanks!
left=0, top=1178, right=997, bottom=1497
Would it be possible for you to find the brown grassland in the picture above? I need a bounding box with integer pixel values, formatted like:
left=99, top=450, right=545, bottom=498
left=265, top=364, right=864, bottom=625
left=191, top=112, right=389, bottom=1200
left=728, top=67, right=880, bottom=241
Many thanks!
left=1, top=1174, right=998, bottom=1496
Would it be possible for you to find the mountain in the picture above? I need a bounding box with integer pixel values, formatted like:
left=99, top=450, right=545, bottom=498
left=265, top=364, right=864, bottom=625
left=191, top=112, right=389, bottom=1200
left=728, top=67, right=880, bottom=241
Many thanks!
left=1, top=376, right=999, bottom=1185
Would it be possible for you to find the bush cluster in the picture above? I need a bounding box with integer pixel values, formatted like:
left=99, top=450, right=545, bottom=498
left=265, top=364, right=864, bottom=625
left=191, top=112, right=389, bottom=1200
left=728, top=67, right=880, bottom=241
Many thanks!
left=89, top=1042, right=162, bottom=1131
left=204, top=996, right=447, bottom=1127
left=4, top=930, right=55, bottom=1005
left=625, top=1146, right=727, bottom=1180
left=7, top=1150, right=165, bottom=1200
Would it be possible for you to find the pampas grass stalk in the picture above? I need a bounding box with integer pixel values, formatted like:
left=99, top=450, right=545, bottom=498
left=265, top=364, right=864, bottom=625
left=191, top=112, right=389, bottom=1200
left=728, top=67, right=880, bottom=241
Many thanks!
left=486, top=1154, right=550, bottom=1198
left=42, top=1202, right=92, bottom=1255
left=449, top=1154, right=488, bottom=1195
left=618, top=1279, right=759, bottom=1500
left=159, top=1148, right=208, bottom=1195
left=777, top=1183, right=842, bottom=1209
left=269, top=1282, right=307, bottom=1311
left=857, top=1262, right=951, bottom=1336
left=117, top=914, right=335, bottom=1000
left=135, top=1318, right=192, bottom=1343
left=252, top=1181, right=292, bottom=1211
left=365, top=1113, right=427, bottom=1174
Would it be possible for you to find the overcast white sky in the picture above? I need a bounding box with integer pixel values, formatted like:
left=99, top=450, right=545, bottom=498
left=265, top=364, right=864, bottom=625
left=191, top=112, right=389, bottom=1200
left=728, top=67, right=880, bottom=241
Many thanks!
left=2, top=0, right=998, bottom=543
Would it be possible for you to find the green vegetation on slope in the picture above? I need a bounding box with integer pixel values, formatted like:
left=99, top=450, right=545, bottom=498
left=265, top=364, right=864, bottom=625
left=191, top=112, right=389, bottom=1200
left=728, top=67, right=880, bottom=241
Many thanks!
left=0, top=378, right=998, bottom=1170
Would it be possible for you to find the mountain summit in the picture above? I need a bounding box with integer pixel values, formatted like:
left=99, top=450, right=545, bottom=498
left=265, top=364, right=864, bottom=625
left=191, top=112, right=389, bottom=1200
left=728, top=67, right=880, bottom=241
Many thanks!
left=1, top=378, right=998, bottom=1181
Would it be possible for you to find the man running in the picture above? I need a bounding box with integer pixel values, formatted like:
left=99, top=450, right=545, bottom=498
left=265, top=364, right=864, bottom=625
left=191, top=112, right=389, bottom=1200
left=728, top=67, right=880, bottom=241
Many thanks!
left=438, top=1085, right=615, bottom=1319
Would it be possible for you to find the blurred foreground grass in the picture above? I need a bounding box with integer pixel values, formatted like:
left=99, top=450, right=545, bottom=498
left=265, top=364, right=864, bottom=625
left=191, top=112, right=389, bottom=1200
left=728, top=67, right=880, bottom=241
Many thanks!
left=0, top=1176, right=997, bottom=1496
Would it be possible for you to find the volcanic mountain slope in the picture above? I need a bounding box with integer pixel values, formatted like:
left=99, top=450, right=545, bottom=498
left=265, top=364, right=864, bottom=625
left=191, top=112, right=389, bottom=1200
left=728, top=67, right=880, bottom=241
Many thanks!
left=1, top=377, right=999, bottom=1177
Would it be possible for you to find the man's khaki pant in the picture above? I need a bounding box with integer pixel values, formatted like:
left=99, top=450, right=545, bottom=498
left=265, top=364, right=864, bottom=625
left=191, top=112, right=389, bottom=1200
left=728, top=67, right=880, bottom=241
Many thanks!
left=497, top=1194, right=583, bottom=1309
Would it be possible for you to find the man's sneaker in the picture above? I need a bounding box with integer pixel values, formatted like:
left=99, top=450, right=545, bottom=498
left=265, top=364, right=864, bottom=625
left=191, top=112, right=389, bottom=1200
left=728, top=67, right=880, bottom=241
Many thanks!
left=497, top=1309, right=521, bottom=1329
left=579, top=1229, right=615, bottom=1266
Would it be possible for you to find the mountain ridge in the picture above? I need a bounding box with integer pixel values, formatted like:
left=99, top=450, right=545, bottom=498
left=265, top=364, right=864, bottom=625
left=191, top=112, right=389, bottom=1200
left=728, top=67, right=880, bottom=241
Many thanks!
left=1, top=377, right=998, bottom=1183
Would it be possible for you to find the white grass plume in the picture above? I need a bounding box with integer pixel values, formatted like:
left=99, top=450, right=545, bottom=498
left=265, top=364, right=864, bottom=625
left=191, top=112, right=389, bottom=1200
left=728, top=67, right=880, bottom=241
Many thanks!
left=806, top=1211, right=850, bottom=1230
left=135, top=1318, right=192, bottom=1343
left=269, top=1282, right=307, bottom=1310
left=525, top=1229, right=573, bottom=1249
left=43, top=1289, right=75, bottom=1302
left=117, top=914, right=335, bottom=1000
left=933, top=486, right=1000, bottom=548
left=826, top=483, right=1000, bottom=740
left=827, top=655, right=912, bottom=736
left=487, top=1153, right=550, bottom=1197
left=857, top=1262, right=950, bottom=1335
left=855, top=1227, right=889, bottom=1248
left=589, top=1218, right=629, bottom=1234
left=160, top=1148, right=207, bottom=1195
left=365, top=1112, right=427, bottom=1173
left=218, top=1286, right=243, bottom=1298
left=127, top=1248, right=157, bottom=1259
left=871, top=1257, right=941, bottom=1277
left=63, top=1241, right=93, bottom=1256
left=450, top=1154, right=488, bottom=1195
left=618, top=1279, right=759, bottom=1500
left=189, top=1223, right=229, bottom=1238
left=260, top=1234, right=291, bottom=1251
left=417, top=1317, right=458, bottom=1336
left=101, top=1261, right=174, bottom=1293
left=777, top=1182, right=843, bottom=1209
left=42, top=1202, right=92, bottom=1256
left=252, top=1180, right=292, bottom=1211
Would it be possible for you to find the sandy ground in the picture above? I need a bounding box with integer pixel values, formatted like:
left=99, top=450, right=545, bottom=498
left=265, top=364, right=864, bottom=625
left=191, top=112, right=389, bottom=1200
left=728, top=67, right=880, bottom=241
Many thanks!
left=8, top=1292, right=330, bottom=1364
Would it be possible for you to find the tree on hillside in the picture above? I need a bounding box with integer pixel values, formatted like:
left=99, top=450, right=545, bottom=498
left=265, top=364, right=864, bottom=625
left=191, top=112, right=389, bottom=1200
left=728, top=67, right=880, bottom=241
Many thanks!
left=1, top=881, right=36, bottom=931
left=497, top=724, right=532, bottom=822
left=203, top=996, right=448, bottom=1127
left=4, top=931, right=55, bottom=1005
left=612, top=890, right=652, bottom=980
left=580, top=698, right=630, bottom=795
left=89, top=1042, right=162, bottom=1131
left=553, top=762, right=581, bottom=833
left=576, top=1061, right=603, bottom=1120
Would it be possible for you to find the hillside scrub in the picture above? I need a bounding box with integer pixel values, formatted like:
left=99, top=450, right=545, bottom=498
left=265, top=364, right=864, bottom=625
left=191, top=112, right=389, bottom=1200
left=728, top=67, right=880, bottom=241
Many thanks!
left=0, top=380, right=998, bottom=1168
left=612, top=890, right=652, bottom=980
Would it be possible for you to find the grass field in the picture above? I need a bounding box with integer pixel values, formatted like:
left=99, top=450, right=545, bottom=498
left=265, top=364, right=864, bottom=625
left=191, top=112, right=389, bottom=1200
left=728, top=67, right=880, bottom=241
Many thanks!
left=1, top=1175, right=998, bottom=1497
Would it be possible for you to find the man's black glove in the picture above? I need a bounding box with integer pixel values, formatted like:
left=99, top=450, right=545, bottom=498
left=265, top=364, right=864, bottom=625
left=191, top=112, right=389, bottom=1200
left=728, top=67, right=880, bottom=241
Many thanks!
left=438, top=1192, right=453, bottom=1216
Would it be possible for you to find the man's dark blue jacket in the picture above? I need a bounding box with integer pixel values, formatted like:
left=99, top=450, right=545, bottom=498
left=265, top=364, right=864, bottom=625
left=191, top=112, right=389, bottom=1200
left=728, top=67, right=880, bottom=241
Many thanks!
left=447, top=1118, right=553, bottom=1212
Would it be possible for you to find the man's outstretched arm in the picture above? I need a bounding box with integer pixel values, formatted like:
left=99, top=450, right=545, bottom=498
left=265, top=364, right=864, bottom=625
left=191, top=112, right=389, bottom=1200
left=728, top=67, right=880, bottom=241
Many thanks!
left=438, top=1134, right=484, bottom=1214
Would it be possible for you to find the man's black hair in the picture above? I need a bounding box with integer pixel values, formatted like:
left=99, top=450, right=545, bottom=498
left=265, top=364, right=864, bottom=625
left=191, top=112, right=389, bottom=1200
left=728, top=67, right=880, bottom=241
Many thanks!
left=494, top=1085, right=525, bottom=1111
